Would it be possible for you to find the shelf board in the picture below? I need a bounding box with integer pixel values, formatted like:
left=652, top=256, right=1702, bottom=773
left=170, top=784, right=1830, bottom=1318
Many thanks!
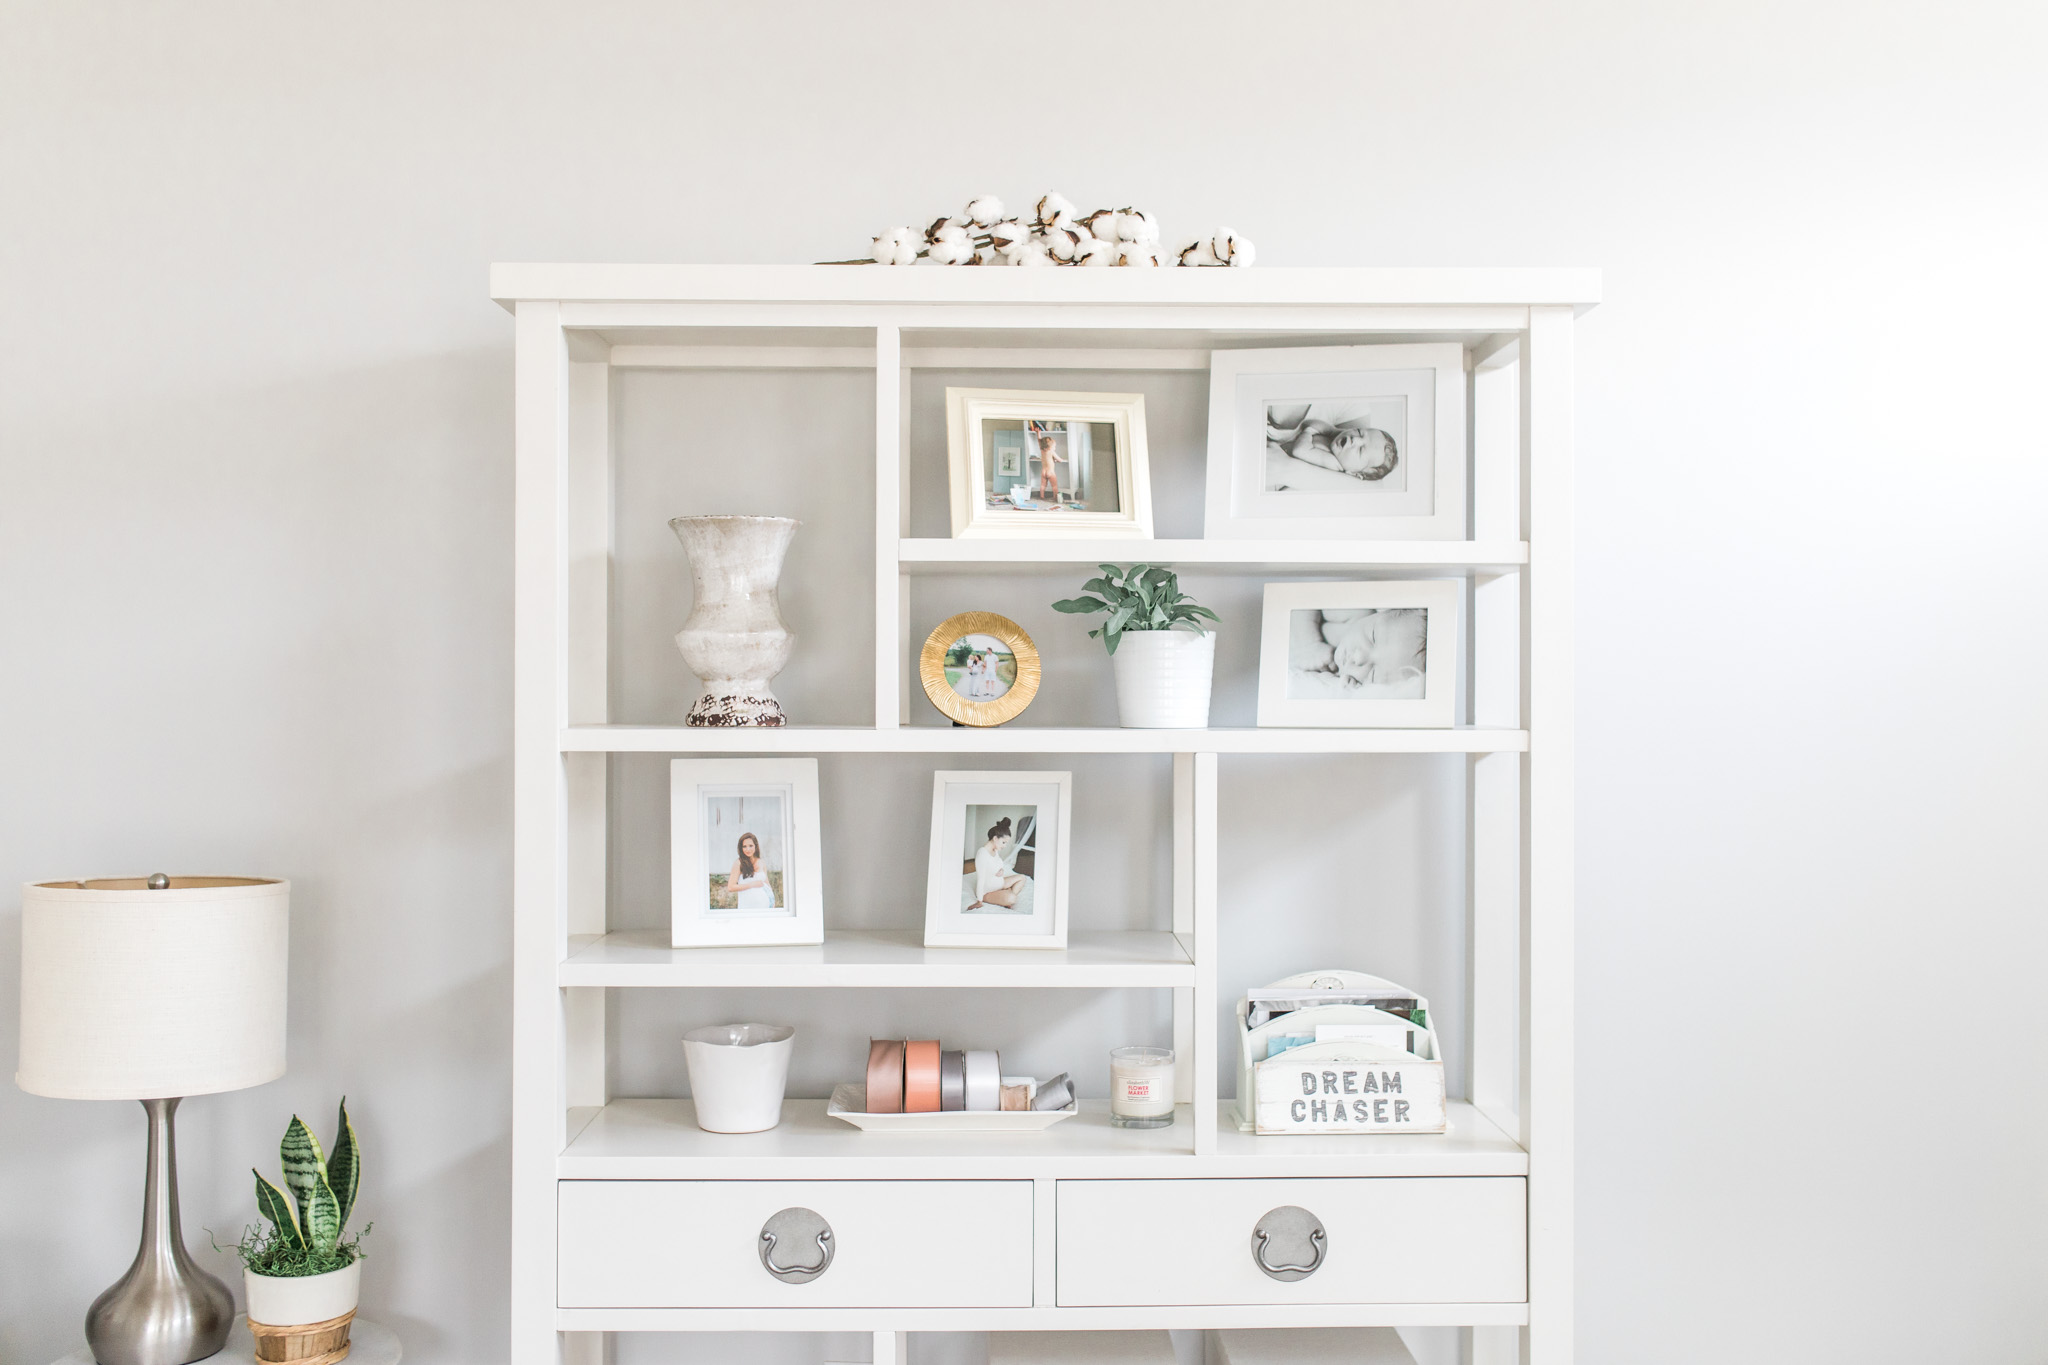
left=560, top=928, right=1193, bottom=988
left=898, top=539, right=1528, bottom=575
left=492, top=263, right=1601, bottom=311
left=558, top=1099, right=1526, bottom=1180
left=561, top=725, right=1527, bottom=755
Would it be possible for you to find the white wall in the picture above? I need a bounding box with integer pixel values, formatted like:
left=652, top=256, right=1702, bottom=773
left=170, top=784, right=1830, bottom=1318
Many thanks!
left=2, top=3, right=2044, bottom=1363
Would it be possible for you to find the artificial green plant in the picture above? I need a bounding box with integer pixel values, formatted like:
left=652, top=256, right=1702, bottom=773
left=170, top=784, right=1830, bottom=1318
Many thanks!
left=1052, top=563, right=1219, bottom=655
left=239, top=1098, right=368, bottom=1277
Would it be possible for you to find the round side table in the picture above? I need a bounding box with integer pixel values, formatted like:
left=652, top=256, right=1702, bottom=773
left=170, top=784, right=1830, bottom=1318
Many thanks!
left=53, top=1318, right=400, bottom=1365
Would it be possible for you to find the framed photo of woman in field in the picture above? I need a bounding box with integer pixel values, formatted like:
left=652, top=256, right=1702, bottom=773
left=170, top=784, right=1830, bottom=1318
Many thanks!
left=671, top=758, right=824, bottom=946
left=923, top=770, right=1072, bottom=949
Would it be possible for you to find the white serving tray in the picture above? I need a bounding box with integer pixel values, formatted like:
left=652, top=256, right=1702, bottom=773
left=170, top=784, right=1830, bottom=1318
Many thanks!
left=825, top=1082, right=1078, bottom=1131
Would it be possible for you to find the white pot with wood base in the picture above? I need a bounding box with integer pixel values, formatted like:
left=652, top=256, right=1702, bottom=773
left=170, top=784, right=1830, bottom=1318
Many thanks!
left=1111, top=630, right=1216, bottom=728
left=245, top=1259, right=360, bottom=1365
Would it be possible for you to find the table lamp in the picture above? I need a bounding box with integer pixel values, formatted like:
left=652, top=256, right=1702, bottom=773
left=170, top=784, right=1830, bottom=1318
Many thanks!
left=17, top=876, right=289, bottom=1365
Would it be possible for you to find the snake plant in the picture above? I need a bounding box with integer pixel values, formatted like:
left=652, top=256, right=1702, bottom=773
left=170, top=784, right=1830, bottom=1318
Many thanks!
left=239, top=1098, right=368, bottom=1276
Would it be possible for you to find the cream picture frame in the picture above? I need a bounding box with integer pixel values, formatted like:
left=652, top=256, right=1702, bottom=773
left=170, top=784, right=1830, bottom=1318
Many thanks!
left=946, top=387, right=1153, bottom=539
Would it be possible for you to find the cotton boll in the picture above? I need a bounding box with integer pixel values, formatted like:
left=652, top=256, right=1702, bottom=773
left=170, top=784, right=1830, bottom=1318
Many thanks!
left=1177, top=237, right=1220, bottom=267
left=1123, top=210, right=1161, bottom=244
left=927, top=236, right=975, bottom=266
left=1211, top=228, right=1254, bottom=266
left=1042, top=226, right=1082, bottom=262
left=1117, top=243, right=1161, bottom=267
left=932, top=223, right=970, bottom=247
left=1226, top=235, right=1256, bottom=267
left=873, top=227, right=918, bottom=264
left=1007, top=241, right=1054, bottom=267
left=975, top=242, right=1005, bottom=266
left=987, top=218, right=1031, bottom=249
left=1076, top=237, right=1117, bottom=267
left=1035, top=192, right=1076, bottom=226
left=965, top=195, right=1005, bottom=226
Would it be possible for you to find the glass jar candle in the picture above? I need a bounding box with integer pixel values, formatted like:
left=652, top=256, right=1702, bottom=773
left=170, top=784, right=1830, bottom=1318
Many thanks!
left=1109, top=1046, right=1175, bottom=1128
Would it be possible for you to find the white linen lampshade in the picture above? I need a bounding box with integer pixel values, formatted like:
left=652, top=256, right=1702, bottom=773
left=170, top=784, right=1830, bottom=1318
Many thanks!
left=17, top=876, right=288, bottom=1100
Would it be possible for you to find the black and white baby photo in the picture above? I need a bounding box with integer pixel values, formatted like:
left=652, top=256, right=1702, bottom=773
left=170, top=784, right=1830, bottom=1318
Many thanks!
left=1264, top=396, right=1407, bottom=494
left=1287, top=607, right=1428, bottom=700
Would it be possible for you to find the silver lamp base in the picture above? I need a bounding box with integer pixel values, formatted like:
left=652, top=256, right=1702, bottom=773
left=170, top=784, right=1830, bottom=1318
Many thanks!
left=86, top=1098, right=234, bottom=1365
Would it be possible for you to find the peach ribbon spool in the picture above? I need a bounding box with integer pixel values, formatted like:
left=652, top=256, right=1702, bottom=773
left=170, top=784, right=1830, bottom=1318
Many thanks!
left=903, top=1039, right=942, bottom=1113
left=865, top=1039, right=905, bottom=1114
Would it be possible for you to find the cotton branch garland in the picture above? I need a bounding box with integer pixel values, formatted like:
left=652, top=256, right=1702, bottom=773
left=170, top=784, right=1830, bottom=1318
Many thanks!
left=830, top=193, right=1255, bottom=268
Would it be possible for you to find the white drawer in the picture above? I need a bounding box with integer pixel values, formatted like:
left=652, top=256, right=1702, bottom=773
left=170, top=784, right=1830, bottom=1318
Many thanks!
left=559, top=1179, right=1033, bottom=1308
left=1056, top=1177, right=1525, bottom=1307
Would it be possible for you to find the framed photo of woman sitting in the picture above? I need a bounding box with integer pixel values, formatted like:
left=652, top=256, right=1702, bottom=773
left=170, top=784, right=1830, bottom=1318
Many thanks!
left=671, top=758, right=824, bottom=947
left=923, top=770, right=1072, bottom=949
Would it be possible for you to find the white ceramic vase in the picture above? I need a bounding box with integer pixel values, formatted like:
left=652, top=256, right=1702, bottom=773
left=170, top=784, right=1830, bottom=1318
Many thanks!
left=1111, top=630, right=1216, bottom=728
left=683, top=1022, right=797, bottom=1133
left=244, top=1258, right=360, bottom=1327
left=670, top=515, right=798, bottom=727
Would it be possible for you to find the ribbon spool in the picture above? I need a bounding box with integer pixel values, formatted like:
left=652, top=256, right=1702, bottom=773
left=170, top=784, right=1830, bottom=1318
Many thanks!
left=865, top=1039, right=905, bottom=1114
left=1031, top=1071, right=1075, bottom=1112
left=903, top=1040, right=942, bottom=1113
left=963, top=1050, right=1001, bottom=1112
left=940, top=1050, right=966, bottom=1111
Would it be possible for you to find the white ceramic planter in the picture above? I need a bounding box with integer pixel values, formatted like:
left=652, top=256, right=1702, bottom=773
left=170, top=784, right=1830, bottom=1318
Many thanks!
left=244, top=1257, right=360, bottom=1327
left=670, top=515, right=799, bottom=727
left=684, top=1022, right=796, bottom=1133
left=1111, top=630, right=1216, bottom=728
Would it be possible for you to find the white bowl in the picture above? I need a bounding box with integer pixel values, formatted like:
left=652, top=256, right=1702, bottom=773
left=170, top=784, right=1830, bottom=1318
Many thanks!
left=245, top=1257, right=360, bottom=1327
left=683, top=1022, right=796, bottom=1133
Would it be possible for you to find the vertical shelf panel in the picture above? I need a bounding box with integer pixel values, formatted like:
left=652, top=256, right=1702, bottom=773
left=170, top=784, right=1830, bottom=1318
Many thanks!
left=1523, top=304, right=1577, bottom=1365
left=563, top=358, right=611, bottom=1120
left=1172, top=753, right=1196, bottom=1105
left=510, top=300, right=568, bottom=1365
left=1192, top=752, right=1219, bottom=1156
left=874, top=324, right=902, bottom=729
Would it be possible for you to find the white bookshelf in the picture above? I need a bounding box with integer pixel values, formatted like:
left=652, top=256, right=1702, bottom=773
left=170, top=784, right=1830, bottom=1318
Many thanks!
left=502, top=265, right=1589, bottom=1365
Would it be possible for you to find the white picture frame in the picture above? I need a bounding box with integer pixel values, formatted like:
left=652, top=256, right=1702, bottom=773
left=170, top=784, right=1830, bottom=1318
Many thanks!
left=923, top=769, right=1072, bottom=949
left=946, top=388, right=1153, bottom=539
left=1256, top=581, right=1462, bottom=728
left=1204, top=343, right=1467, bottom=540
left=671, top=758, right=824, bottom=947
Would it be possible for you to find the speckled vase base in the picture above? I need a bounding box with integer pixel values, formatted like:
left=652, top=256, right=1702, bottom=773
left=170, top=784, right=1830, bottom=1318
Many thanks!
left=684, top=681, right=789, bottom=728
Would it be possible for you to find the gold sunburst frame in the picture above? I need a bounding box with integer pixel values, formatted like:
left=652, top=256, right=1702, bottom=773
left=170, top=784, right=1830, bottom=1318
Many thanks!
left=920, top=611, right=1041, bottom=726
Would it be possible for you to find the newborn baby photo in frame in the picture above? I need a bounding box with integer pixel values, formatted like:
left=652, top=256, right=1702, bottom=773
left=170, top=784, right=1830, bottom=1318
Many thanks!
left=1206, top=342, right=1466, bottom=540
left=1264, top=397, right=1407, bottom=493
left=1257, top=580, right=1460, bottom=727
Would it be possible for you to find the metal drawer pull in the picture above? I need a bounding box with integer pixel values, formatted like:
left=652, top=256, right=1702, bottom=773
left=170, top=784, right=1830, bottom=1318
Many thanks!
left=1250, top=1205, right=1327, bottom=1281
left=758, top=1207, right=834, bottom=1284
